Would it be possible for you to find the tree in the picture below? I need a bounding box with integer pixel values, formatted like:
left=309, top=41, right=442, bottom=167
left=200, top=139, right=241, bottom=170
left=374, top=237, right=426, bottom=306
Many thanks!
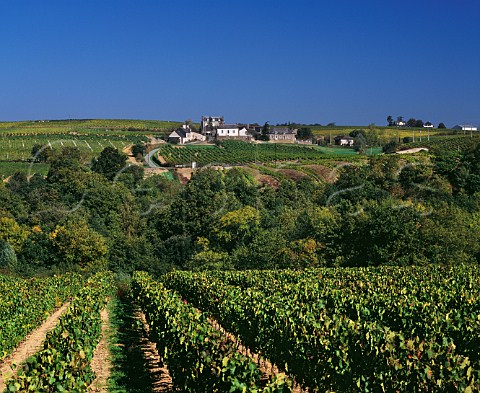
left=339, top=199, right=423, bottom=267
left=49, top=219, right=108, bottom=272
left=438, top=122, right=446, bottom=129
left=353, top=133, right=367, bottom=154
left=47, top=147, right=84, bottom=181
left=0, top=240, right=17, bottom=272
left=415, top=119, right=424, bottom=128
left=297, top=127, right=313, bottom=140
left=382, top=140, right=399, bottom=154
left=186, top=237, right=231, bottom=271
left=387, top=116, right=393, bottom=126
left=259, top=122, right=270, bottom=141
left=214, top=206, right=260, bottom=251
left=131, top=143, right=146, bottom=159
left=31, top=144, right=53, bottom=163
left=91, top=147, right=128, bottom=180
left=0, top=216, right=29, bottom=253
left=406, top=118, right=417, bottom=127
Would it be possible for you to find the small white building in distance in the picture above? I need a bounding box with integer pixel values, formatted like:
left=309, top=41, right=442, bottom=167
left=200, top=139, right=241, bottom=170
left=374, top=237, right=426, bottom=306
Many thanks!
left=453, top=124, right=477, bottom=131
left=423, top=121, right=434, bottom=128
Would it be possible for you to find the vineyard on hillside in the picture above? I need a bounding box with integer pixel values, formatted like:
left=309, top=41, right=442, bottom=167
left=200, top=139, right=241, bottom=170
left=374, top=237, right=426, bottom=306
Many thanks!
left=400, top=134, right=480, bottom=155
left=157, top=140, right=365, bottom=166
left=0, top=134, right=147, bottom=162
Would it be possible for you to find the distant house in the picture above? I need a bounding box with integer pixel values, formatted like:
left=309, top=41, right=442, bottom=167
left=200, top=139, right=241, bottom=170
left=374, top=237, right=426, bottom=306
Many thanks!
left=423, top=121, right=434, bottom=128
left=334, top=135, right=354, bottom=146
left=200, top=116, right=253, bottom=140
left=268, top=127, right=296, bottom=142
left=394, top=120, right=406, bottom=127
left=168, top=124, right=206, bottom=144
left=453, top=124, right=477, bottom=131
left=216, top=124, right=248, bottom=137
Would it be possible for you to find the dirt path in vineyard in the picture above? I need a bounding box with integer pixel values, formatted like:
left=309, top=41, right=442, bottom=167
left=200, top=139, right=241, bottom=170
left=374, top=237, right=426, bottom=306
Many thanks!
left=0, top=302, right=70, bottom=391
left=88, top=306, right=111, bottom=392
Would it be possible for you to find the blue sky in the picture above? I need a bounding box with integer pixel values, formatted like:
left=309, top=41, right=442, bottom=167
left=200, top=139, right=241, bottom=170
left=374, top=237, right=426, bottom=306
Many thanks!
left=1, top=0, right=479, bottom=127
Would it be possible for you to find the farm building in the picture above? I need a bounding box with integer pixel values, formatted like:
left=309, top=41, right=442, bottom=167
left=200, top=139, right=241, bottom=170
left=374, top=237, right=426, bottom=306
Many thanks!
left=168, top=124, right=206, bottom=144
left=216, top=124, right=249, bottom=138
left=423, top=121, right=434, bottom=128
left=334, top=135, right=354, bottom=146
left=268, top=127, right=296, bottom=142
left=452, top=124, right=477, bottom=131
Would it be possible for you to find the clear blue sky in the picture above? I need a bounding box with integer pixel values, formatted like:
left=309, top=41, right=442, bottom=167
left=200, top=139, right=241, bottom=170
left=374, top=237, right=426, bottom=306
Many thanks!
left=1, top=0, right=479, bottom=127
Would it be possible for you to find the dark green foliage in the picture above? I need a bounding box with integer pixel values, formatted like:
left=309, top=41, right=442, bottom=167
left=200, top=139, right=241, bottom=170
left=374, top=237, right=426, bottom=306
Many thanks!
left=4, top=135, right=480, bottom=275
left=296, top=127, right=313, bottom=140
left=383, top=140, right=399, bottom=153
left=0, top=240, right=17, bottom=271
left=91, top=146, right=128, bottom=180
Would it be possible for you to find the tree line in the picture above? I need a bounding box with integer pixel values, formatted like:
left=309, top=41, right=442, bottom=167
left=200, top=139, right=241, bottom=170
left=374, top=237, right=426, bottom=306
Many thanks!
left=0, top=141, right=479, bottom=276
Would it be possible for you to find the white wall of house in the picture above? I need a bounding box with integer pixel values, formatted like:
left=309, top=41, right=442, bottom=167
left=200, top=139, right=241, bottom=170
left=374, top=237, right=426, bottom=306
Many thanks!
left=217, top=127, right=240, bottom=136
left=186, top=132, right=206, bottom=142
left=339, top=138, right=354, bottom=146
left=453, top=125, right=477, bottom=131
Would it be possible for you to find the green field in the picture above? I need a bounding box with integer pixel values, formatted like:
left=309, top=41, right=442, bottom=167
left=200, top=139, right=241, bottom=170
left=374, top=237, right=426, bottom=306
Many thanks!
left=0, top=162, right=49, bottom=178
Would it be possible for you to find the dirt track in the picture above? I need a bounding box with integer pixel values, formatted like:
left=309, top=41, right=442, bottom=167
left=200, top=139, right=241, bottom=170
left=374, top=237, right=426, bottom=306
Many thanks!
left=0, top=302, right=70, bottom=391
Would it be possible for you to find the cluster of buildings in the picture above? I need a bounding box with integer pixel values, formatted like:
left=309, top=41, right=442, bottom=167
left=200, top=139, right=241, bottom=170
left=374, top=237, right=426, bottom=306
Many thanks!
left=168, top=116, right=297, bottom=144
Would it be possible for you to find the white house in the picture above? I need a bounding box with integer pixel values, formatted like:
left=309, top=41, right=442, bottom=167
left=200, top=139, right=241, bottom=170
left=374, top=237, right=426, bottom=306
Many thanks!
left=423, top=121, right=434, bottom=128
left=334, top=135, right=354, bottom=146
left=213, top=124, right=250, bottom=139
left=453, top=124, right=477, bottom=131
left=216, top=124, right=240, bottom=137
left=168, top=124, right=206, bottom=144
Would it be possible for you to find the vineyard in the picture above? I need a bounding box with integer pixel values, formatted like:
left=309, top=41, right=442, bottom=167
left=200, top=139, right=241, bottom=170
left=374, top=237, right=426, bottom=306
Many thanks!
left=0, top=119, right=168, bottom=177
left=400, top=134, right=480, bottom=155
left=0, top=134, right=147, bottom=162
left=1, top=265, right=479, bottom=391
left=157, top=265, right=480, bottom=392
left=2, top=272, right=114, bottom=392
left=157, top=140, right=367, bottom=167
left=0, top=273, right=83, bottom=361
left=0, top=119, right=182, bottom=134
